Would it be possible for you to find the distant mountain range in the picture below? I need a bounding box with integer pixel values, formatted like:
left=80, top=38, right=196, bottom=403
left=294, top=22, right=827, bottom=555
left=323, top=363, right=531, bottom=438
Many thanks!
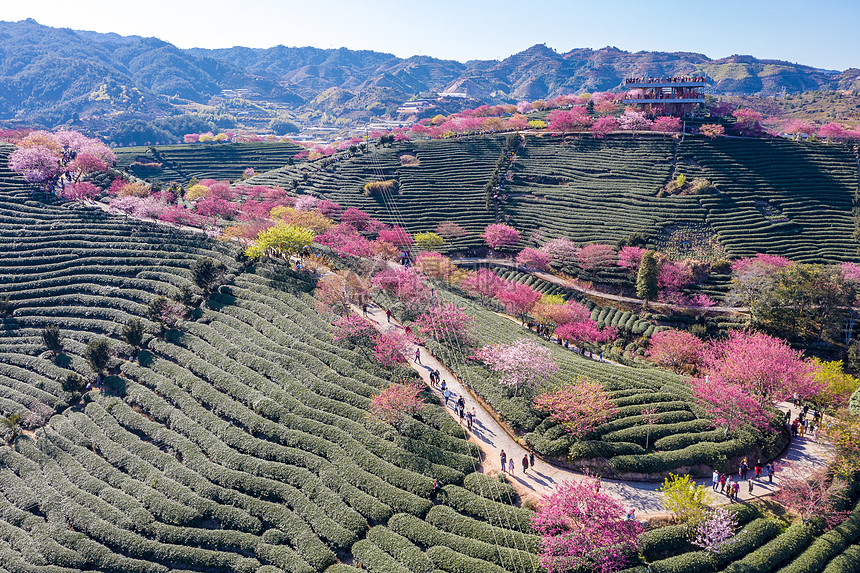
left=2, top=18, right=859, bottom=132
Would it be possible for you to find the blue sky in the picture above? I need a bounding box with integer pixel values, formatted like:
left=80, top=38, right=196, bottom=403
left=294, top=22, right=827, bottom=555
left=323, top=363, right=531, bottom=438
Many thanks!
left=6, top=0, right=859, bottom=70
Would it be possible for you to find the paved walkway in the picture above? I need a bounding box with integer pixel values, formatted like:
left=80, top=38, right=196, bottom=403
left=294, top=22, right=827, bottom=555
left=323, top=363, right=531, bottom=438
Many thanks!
left=453, top=258, right=747, bottom=316
left=356, top=302, right=832, bottom=518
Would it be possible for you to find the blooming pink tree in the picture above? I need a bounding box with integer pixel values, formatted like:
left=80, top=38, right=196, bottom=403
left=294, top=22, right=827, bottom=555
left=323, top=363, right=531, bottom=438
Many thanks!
left=341, top=208, right=371, bottom=230
left=496, top=281, right=542, bottom=323
left=652, top=116, right=682, bottom=133
left=196, top=197, right=238, bottom=218
left=315, top=224, right=375, bottom=258
left=784, top=119, right=816, bottom=138
left=317, top=199, right=343, bottom=218
left=483, top=223, right=521, bottom=251
left=578, top=243, right=617, bottom=270
left=475, top=339, right=558, bottom=394
left=542, top=238, right=580, bottom=266
left=516, top=247, right=552, bottom=271
left=701, top=330, right=821, bottom=406
left=9, top=146, right=61, bottom=183
left=532, top=479, right=642, bottom=573
left=372, top=331, right=413, bottom=367
left=60, top=182, right=101, bottom=201
left=818, top=123, right=848, bottom=141
left=533, top=378, right=616, bottom=437
left=372, top=267, right=431, bottom=314
left=647, top=329, right=705, bottom=373
left=414, top=303, right=475, bottom=345
left=590, top=116, right=618, bottom=138
left=370, top=382, right=424, bottom=428
left=774, top=464, right=848, bottom=527
left=699, top=124, right=725, bottom=138
left=691, top=507, right=738, bottom=554
left=657, top=261, right=694, bottom=298
left=641, top=406, right=660, bottom=450
left=617, top=246, right=647, bottom=272
left=533, top=300, right=592, bottom=327
left=692, top=378, right=770, bottom=435
left=618, top=110, right=653, bottom=133
left=377, top=225, right=414, bottom=248
left=435, top=221, right=468, bottom=240
left=332, top=314, right=376, bottom=345
left=555, top=320, right=616, bottom=346
left=732, top=108, right=764, bottom=136
left=461, top=269, right=506, bottom=304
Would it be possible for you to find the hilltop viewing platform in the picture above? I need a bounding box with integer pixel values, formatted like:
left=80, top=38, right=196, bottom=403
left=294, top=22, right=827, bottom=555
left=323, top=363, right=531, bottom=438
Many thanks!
left=624, top=76, right=706, bottom=114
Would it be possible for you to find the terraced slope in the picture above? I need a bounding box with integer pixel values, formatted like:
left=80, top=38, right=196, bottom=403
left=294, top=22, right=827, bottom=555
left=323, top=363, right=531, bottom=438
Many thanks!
left=248, top=136, right=503, bottom=251
left=114, top=142, right=305, bottom=183
left=620, top=487, right=860, bottom=573
left=504, top=134, right=859, bottom=263
left=0, top=146, right=536, bottom=573
left=382, top=283, right=784, bottom=479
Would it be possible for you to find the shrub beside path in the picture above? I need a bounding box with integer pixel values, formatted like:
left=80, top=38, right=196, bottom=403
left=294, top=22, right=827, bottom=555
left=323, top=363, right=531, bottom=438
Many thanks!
left=356, top=301, right=831, bottom=518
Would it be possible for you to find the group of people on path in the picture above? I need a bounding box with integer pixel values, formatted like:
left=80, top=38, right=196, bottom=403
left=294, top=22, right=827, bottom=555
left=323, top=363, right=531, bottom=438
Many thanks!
left=787, top=401, right=822, bottom=441
left=499, top=449, right=536, bottom=475
left=434, top=372, right=477, bottom=430
left=711, top=458, right=774, bottom=502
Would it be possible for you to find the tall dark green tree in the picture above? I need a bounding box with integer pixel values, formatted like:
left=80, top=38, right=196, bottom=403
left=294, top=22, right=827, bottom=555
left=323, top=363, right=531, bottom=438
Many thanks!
left=192, top=257, right=227, bottom=296
left=41, top=325, right=63, bottom=355
left=84, top=338, right=112, bottom=377
left=637, top=251, right=659, bottom=302
left=122, top=318, right=145, bottom=359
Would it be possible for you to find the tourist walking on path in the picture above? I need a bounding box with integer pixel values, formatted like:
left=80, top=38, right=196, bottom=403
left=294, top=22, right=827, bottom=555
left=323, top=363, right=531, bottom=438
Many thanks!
left=712, top=470, right=719, bottom=491
left=386, top=309, right=391, bottom=323
left=739, top=459, right=749, bottom=480
left=754, top=461, right=762, bottom=480
left=443, top=388, right=451, bottom=406
left=529, top=450, right=535, bottom=468
left=732, top=480, right=740, bottom=502
left=414, top=348, right=421, bottom=364
left=748, top=479, right=754, bottom=495
left=522, top=454, right=529, bottom=474
left=466, top=410, right=473, bottom=430
left=500, top=450, right=507, bottom=472
left=509, top=458, right=515, bottom=473
left=767, top=462, right=775, bottom=483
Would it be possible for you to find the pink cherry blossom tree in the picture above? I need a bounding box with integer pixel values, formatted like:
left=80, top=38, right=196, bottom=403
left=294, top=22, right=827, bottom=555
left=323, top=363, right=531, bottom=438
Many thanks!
left=60, top=181, right=101, bottom=201
left=474, top=339, right=558, bottom=394
left=618, top=110, right=653, bottom=133
left=533, top=300, right=592, bottom=327
left=578, top=243, right=617, bottom=270
left=555, top=320, right=616, bottom=346
left=332, top=314, right=376, bottom=345
left=377, top=225, right=414, bottom=248
left=483, top=223, right=521, bottom=252
left=701, top=330, right=821, bottom=406
left=532, top=479, right=642, bottom=573
left=8, top=146, right=60, bottom=183
left=413, top=303, right=475, bottom=345
left=590, top=116, right=618, bottom=138
left=542, top=238, right=580, bottom=266
left=818, top=123, right=848, bottom=141
left=516, top=247, right=552, bottom=271
left=435, top=221, right=468, bottom=240
left=774, top=464, right=848, bottom=527
left=647, top=329, right=705, bottom=373
left=496, top=281, right=542, bottom=323
left=372, top=267, right=431, bottom=314
left=533, top=378, right=616, bottom=437
left=691, top=507, right=738, bottom=554
left=461, top=269, right=506, bottom=304
left=692, top=378, right=770, bottom=435
left=341, top=207, right=371, bottom=230
left=372, top=331, right=413, bottom=368
left=370, top=381, right=424, bottom=428
left=617, top=246, right=647, bottom=272
left=652, top=116, right=682, bottom=133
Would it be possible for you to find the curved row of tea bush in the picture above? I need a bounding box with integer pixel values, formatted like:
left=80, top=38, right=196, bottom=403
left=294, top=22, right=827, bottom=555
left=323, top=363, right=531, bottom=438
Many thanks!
left=0, top=149, right=537, bottom=572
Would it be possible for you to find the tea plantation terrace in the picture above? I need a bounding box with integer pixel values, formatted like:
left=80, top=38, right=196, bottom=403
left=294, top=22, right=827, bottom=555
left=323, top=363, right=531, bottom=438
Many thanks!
left=0, top=145, right=539, bottom=573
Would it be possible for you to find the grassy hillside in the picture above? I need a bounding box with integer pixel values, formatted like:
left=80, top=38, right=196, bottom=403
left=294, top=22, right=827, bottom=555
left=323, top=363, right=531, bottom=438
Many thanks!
left=114, top=142, right=306, bottom=183
left=0, top=146, right=536, bottom=572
